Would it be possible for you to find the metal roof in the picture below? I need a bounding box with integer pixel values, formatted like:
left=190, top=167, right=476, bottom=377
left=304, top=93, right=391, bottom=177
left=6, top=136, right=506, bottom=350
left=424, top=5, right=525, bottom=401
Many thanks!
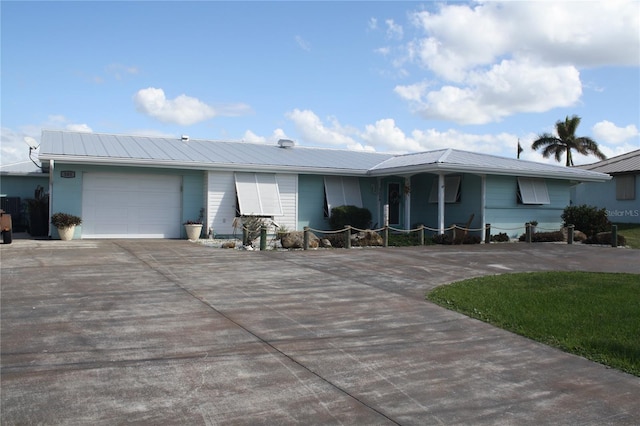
left=38, top=130, right=611, bottom=182
left=38, top=130, right=392, bottom=175
left=578, top=149, right=640, bottom=174
left=367, top=148, right=610, bottom=181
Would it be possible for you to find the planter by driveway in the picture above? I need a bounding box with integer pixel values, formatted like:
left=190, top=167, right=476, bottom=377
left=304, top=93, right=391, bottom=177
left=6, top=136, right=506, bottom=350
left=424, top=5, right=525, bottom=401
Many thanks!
left=1, top=240, right=639, bottom=425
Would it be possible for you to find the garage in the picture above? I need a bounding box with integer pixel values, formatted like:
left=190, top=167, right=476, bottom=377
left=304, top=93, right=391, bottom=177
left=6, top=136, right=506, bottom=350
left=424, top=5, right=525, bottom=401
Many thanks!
left=81, top=173, right=182, bottom=238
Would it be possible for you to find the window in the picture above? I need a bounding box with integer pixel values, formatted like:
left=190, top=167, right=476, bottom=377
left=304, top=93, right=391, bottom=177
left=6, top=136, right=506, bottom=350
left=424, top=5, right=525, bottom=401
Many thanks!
left=517, top=177, right=550, bottom=205
left=324, top=176, right=362, bottom=216
left=234, top=172, right=283, bottom=216
left=429, top=175, right=461, bottom=203
left=616, top=175, right=635, bottom=200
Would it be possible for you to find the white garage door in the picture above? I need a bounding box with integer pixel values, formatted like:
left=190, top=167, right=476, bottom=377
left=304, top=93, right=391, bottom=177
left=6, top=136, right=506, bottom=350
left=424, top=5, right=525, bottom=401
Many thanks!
left=82, top=173, right=182, bottom=238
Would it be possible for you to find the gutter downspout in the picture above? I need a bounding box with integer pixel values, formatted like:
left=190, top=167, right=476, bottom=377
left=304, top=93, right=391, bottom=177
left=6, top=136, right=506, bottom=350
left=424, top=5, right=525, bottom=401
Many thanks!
left=438, top=173, right=445, bottom=234
left=48, top=159, right=54, bottom=238
left=480, top=174, right=486, bottom=241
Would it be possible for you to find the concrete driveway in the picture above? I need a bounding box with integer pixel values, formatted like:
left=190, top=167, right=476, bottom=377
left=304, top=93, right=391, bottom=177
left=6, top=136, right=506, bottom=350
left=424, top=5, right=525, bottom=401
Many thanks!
left=1, top=240, right=639, bottom=425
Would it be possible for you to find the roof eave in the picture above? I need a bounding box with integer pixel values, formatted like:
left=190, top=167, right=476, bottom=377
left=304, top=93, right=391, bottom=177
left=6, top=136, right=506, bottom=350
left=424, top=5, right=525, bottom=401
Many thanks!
left=38, top=155, right=371, bottom=176
left=367, top=162, right=611, bottom=182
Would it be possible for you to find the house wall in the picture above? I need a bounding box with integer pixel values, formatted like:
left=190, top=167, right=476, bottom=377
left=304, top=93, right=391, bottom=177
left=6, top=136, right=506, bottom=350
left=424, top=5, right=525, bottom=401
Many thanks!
left=51, top=164, right=205, bottom=238
left=206, top=171, right=237, bottom=236
left=409, top=173, right=483, bottom=234
left=485, top=175, right=569, bottom=238
left=0, top=174, right=50, bottom=231
left=0, top=174, right=50, bottom=200
left=297, top=174, right=326, bottom=231
left=571, top=174, right=639, bottom=224
left=207, top=171, right=298, bottom=238
left=297, top=175, right=379, bottom=232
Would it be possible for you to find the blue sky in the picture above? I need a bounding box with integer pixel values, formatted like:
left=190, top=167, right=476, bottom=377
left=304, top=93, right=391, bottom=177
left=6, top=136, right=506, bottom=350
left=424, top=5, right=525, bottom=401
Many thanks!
left=2, top=1, right=639, bottom=169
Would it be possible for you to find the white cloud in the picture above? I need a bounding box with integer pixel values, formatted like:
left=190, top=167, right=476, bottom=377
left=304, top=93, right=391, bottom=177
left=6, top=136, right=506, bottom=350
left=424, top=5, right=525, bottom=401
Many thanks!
left=242, top=128, right=289, bottom=144
left=134, top=88, right=215, bottom=126
left=396, top=61, right=582, bottom=124
left=285, top=109, right=374, bottom=151
left=385, top=19, right=403, bottom=40
left=284, top=109, right=526, bottom=156
left=133, top=87, right=250, bottom=126
left=295, top=35, right=311, bottom=52
left=368, top=17, right=378, bottom=31
left=393, top=1, right=639, bottom=124
left=106, top=63, right=139, bottom=80
left=66, top=123, right=93, bottom=132
left=1, top=116, right=92, bottom=166
left=592, top=120, right=639, bottom=144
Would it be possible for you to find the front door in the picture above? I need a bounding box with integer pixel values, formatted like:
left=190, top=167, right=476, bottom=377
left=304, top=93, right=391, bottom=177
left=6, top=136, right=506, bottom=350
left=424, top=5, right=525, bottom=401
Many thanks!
left=387, top=182, right=401, bottom=225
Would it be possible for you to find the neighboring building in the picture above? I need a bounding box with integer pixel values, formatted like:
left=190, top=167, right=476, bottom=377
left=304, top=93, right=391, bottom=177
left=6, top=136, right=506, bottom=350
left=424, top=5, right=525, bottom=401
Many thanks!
left=38, top=130, right=611, bottom=239
left=572, top=149, right=640, bottom=224
left=0, top=162, right=50, bottom=232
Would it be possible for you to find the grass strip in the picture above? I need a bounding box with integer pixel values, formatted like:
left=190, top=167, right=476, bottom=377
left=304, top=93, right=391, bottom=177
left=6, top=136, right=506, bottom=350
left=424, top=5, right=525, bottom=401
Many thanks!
left=427, top=272, right=640, bottom=376
left=613, top=223, right=640, bottom=249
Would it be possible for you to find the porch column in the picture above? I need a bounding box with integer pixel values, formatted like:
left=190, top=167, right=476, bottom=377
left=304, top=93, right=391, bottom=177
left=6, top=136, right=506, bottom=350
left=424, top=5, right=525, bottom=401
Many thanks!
left=480, top=174, right=486, bottom=238
left=404, top=176, right=411, bottom=230
left=438, top=173, right=445, bottom=234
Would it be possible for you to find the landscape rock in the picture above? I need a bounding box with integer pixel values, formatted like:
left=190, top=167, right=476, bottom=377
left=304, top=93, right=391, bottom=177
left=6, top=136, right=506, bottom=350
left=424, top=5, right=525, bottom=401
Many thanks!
left=281, top=231, right=319, bottom=249
left=352, top=230, right=383, bottom=247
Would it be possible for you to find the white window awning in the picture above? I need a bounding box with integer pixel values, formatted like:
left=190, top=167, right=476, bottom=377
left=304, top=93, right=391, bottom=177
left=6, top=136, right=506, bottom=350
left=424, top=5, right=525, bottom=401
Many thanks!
left=324, top=176, right=363, bottom=213
left=517, top=177, right=550, bottom=204
left=429, top=175, right=461, bottom=203
left=235, top=172, right=283, bottom=216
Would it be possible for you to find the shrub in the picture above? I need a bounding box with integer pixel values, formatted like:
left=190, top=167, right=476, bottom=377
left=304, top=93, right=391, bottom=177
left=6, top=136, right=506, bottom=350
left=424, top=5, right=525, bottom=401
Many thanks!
left=584, top=232, right=627, bottom=246
left=491, top=232, right=510, bottom=242
left=328, top=205, right=372, bottom=231
left=562, top=205, right=610, bottom=238
left=518, top=231, right=565, bottom=242
left=238, top=215, right=267, bottom=244
left=431, top=233, right=480, bottom=245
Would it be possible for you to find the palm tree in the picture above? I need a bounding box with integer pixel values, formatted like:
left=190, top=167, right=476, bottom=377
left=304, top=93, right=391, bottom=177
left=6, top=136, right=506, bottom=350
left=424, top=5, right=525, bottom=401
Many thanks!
left=531, top=115, right=606, bottom=166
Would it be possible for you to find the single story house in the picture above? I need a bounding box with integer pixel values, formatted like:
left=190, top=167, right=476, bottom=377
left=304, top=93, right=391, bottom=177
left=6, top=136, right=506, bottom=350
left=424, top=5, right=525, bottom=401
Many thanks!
left=38, top=130, right=611, bottom=240
left=572, top=149, right=640, bottom=224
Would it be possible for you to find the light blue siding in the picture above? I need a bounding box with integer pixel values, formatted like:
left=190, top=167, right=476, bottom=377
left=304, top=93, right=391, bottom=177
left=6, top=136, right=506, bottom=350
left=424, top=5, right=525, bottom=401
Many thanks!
left=0, top=175, right=49, bottom=200
left=297, top=175, right=379, bottom=232
left=409, top=173, right=482, bottom=235
left=297, top=175, right=327, bottom=231
left=485, top=175, right=569, bottom=238
left=572, top=175, right=639, bottom=224
left=50, top=164, right=205, bottom=238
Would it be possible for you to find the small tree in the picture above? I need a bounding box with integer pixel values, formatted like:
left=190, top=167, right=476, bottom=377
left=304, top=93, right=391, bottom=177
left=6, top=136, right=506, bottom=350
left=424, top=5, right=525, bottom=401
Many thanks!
left=562, top=205, right=610, bottom=238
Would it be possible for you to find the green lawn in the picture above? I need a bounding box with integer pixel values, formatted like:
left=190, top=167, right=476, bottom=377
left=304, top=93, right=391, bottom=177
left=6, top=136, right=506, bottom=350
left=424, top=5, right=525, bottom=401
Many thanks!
left=614, top=222, right=640, bottom=249
left=427, top=272, right=640, bottom=376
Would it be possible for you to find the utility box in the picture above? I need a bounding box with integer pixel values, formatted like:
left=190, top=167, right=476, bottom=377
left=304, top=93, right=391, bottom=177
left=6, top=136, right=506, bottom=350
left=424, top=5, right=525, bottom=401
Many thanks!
left=1, top=210, right=13, bottom=244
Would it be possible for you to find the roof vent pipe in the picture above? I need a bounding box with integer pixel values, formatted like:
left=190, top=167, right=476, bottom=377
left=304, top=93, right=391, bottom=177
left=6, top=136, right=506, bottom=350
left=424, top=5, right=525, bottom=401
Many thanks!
left=181, top=135, right=190, bottom=142
left=278, top=139, right=295, bottom=149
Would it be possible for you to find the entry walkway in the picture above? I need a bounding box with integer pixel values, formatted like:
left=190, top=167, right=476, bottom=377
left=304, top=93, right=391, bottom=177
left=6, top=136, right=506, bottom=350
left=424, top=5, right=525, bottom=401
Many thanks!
left=1, top=240, right=639, bottom=424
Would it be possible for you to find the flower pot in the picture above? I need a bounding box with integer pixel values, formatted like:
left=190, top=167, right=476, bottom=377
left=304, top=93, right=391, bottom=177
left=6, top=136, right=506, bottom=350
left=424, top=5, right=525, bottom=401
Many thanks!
left=57, top=225, right=76, bottom=241
left=184, top=224, right=203, bottom=240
